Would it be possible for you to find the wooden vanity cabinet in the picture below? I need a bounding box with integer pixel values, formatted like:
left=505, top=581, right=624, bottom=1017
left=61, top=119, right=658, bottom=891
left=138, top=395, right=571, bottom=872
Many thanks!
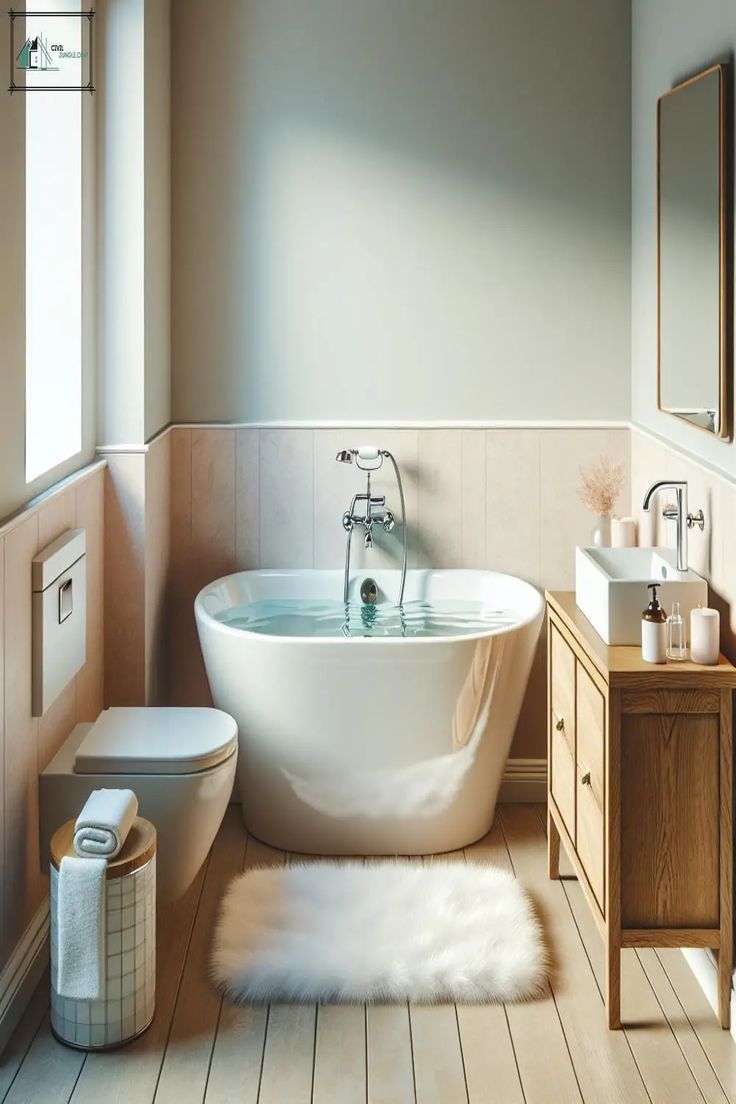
left=546, top=591, right=735, bottom=1030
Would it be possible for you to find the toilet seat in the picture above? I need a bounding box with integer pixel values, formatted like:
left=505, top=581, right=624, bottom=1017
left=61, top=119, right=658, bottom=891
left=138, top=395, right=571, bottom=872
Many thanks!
left=74, top=707, right=238, bottom=775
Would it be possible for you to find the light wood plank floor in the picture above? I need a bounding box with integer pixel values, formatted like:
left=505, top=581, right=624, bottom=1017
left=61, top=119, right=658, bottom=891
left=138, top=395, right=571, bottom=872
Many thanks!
left=2, top=804, right=735, bottom=1104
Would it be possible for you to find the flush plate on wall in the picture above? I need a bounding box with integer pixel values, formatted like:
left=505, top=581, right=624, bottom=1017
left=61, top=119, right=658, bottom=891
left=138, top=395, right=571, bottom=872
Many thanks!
left=32, top=528, right=87, bottom=717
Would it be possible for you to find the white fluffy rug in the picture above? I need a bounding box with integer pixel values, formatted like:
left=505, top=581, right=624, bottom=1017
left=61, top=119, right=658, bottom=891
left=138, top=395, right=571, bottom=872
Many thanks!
left=212, top=861, right=546, bottom=1004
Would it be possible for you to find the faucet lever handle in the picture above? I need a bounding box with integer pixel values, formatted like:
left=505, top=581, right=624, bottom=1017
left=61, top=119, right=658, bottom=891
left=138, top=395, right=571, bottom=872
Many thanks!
left=687, top=509, right=705, bottom=532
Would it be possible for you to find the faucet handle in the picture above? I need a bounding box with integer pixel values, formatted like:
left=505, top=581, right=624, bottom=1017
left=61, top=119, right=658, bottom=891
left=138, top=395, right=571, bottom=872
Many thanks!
left=663, top=503, right=705, bottom=530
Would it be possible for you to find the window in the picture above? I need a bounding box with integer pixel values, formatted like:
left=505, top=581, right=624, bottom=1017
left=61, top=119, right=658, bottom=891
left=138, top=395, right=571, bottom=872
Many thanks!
left=25, top=1, right=82, bottom=482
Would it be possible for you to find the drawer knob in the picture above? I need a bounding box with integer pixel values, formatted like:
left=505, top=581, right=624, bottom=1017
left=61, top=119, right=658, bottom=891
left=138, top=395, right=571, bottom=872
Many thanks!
left=555, top=717, right=565, bottom=731
left=581, top=771, right=591, bottom=786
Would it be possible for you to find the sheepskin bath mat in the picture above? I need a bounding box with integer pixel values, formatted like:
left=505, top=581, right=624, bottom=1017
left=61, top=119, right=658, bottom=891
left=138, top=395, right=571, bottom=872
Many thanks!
left=212, top=861, right=545, bottom=1004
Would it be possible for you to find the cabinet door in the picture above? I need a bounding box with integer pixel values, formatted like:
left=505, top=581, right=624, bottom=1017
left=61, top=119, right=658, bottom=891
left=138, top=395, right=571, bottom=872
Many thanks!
left=575, top=662, right=606, bottom=915
left=550, top=624, right=576, bottom=837
left=621, top=707, right=719, bottom=928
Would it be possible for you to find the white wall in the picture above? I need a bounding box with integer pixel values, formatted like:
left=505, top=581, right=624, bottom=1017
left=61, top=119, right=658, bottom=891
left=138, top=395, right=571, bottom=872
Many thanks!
left=632, top=0, right=736, bottom=475
left=144, top=0, right=171, bottom=441
left=171, top=0, right=631, bottom=424
left=98, top=0, right=171, bottom=448
left=97, top=0, right=145, bottom=447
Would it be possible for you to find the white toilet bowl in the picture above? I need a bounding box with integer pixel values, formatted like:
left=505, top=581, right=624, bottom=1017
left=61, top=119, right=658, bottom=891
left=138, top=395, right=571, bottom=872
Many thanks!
left=40, top=707, right=238, bottom=902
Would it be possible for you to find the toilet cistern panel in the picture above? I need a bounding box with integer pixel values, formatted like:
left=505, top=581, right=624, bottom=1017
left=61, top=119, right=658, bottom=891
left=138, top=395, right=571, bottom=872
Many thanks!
left=32, top=528, right=86, bottom=717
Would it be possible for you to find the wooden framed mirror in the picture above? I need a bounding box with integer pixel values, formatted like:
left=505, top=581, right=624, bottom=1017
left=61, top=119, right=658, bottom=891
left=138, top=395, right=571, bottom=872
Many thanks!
left=657, top=63, right=729, bottom=438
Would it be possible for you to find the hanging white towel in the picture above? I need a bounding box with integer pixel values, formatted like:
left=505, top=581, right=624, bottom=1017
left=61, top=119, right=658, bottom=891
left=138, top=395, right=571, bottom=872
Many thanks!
left=73, top=789, right=138, bottom=858
left=56, top=855, right=107, bottom=1000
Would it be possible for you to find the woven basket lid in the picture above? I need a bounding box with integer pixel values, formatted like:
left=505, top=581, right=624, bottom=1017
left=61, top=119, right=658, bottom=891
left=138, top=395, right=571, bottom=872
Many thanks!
left=50, top=816, right=156, bottom=880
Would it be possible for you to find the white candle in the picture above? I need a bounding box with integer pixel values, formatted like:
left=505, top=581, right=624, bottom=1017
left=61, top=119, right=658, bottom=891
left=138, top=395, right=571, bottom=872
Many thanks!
left=611, top=516, right=637, bottom=548
left=690, top=607, right=720, bottom=665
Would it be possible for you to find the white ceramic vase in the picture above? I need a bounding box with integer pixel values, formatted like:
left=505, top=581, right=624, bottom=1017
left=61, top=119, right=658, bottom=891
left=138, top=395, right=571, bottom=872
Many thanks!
left=591, top=514, right=612, bottom=548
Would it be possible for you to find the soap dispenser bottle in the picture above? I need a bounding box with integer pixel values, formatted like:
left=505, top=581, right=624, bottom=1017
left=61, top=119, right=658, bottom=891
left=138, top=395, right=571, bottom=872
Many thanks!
left=642, top=584, right=667, bottom=663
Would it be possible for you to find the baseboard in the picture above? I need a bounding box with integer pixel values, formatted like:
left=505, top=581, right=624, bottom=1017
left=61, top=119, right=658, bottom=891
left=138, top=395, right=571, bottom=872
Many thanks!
left=498, top=758, right=547, bottom=803
left=0, top=899, right=50, bottom=1056
left=682, top=949, right=736, bottom=1040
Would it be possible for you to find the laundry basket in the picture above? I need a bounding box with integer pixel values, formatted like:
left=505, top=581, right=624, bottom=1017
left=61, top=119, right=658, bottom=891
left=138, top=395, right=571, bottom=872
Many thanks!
left=49, top=816, right=157, bottom=1049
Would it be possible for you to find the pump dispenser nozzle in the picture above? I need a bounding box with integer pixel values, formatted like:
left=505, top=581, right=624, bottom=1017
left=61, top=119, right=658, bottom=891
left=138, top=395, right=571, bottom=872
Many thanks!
left=644, top=583, right=664, bottom=615
left=642, top=583, right=667, bottom=663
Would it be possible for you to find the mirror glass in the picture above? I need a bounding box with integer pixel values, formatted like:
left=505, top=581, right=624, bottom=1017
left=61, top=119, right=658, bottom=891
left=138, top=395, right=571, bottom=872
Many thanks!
left=658, top=65, right=727, bottom=437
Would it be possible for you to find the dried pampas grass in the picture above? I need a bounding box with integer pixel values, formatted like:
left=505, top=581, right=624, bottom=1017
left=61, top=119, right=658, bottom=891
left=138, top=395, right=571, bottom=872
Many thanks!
left=578, top=457, right=624, bottom=517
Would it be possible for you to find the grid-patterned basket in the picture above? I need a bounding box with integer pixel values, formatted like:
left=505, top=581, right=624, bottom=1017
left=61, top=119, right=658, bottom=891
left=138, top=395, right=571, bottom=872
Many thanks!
left=49, top=817, right=156, bottom=1049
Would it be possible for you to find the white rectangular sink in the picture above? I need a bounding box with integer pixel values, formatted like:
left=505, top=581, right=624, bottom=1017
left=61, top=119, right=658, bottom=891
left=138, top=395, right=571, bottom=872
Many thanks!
left=575, top=547, right=708, bottom=645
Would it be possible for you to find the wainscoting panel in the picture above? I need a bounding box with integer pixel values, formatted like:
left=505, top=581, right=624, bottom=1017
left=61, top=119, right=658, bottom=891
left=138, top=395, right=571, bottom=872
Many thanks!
left=0, top=463, right=105, bottom=972
left=167, top=424, right=631, bottom=760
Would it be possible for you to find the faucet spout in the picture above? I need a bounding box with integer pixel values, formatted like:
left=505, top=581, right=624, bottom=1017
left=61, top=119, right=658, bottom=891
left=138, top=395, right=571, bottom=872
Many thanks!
left=642, top=480, right=688, bottom=572
left=642, top=479, right=679, bottom=513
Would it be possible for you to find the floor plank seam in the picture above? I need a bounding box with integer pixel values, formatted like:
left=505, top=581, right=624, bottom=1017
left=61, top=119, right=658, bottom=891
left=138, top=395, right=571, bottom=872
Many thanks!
left=546, top=980, right=585, bottom=1102
left=500, top=807, right=584, bottom=1104
left=362, top=1003, right=368, bottom=1104
left=634, top=949, right=710, bottom=1104
left=255, top=1005, right=270, bottom=1104
left=495, top=811, right=516, bottom=876
left=453, top=1003, right=471, bottom=1104
left=406, top=1001, right=418, bottom=1104
left=309, top=1004, right=318, bottom=1104
left=201, top=825, right=249, bottom=1103
left=66, top=1052, right=88, bottom=1104
left=614, top=1010, right=656, bottom=1104
left=502, top=1003, right=527, bottom=1104
left=200, top=995, right=225, bottom=1102
left=0, top=1013, right=46, bottom=1104
left=150, top=847, right=213, bottom=1104
left=652, top=948, right=735, bottom=1104
left=556, top=849, right=655, bottom=1103
left=559, top=879, right=604, bottom=1004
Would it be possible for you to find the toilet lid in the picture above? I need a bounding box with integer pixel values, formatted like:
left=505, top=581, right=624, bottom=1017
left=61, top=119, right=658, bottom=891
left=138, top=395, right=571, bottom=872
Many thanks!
left=74, top=708, right=238, bottom=775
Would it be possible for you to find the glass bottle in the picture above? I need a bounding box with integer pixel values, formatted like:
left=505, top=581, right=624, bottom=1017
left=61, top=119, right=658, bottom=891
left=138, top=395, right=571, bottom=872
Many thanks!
left=666, top=601, right=686, bottom=661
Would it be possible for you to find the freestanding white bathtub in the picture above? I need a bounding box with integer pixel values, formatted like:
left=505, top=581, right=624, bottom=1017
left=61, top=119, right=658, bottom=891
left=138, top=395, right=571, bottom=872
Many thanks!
left=195, top=569, right=543, bottom=854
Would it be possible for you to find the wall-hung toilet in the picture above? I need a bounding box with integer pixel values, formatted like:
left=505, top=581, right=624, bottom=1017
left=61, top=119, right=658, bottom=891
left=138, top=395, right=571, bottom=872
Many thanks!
left=40, top=707, right=238, bottom=902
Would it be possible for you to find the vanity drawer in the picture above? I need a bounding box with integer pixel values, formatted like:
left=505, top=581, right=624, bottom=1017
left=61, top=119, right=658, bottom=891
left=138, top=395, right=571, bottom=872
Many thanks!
left=550, top=623, right=576, bottom=837
left=575, top=663, right=606, bottom=915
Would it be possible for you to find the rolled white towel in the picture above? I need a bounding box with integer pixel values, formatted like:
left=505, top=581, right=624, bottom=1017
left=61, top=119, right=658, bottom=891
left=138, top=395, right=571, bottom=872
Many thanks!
left=73, top=788, right=138, bottom=858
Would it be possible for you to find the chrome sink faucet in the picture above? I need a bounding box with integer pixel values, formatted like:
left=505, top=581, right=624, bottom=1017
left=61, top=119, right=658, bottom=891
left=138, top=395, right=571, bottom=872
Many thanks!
left=642, top=480, right=705, bottom=572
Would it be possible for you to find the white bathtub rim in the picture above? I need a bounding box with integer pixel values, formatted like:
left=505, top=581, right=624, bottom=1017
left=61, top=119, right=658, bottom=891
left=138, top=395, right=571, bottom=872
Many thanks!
left=194, top=568, right=544, bottom=646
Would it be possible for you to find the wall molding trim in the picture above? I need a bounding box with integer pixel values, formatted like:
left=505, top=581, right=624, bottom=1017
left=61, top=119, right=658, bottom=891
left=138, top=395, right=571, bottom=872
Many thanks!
left=0, top=899, right=49, bottom=1056
left=93, top=421, right=635, bottom=457
left=164, top=419, right=631, bottom=431
left=94, top=419, right=634, bottom=456
left=498, top=757, right=547, bottom=804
